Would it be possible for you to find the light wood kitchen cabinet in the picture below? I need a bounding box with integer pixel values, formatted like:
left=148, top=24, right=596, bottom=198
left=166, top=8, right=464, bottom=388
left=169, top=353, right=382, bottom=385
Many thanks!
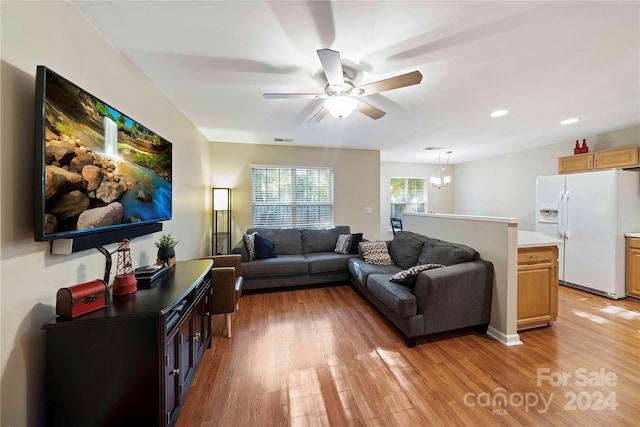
left=558, top=153, right=593, bottom=174
left=517, top=245, right=559, bottom=329
left=558, top=145, right=639, bottom=174
left=625, top=237, right=640, bottom=299
left=594, top=146, right=639, bottom=170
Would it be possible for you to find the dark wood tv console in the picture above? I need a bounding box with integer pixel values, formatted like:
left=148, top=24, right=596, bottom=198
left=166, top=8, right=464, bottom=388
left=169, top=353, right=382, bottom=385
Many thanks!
left=42, top=259, right=213, bottom=427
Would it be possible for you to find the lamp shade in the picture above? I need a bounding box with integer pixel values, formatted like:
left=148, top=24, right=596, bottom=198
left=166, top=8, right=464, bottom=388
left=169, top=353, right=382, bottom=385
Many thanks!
left=213, top=188, right=229, bottom=211
left=324, top=96, right=358, bottom=119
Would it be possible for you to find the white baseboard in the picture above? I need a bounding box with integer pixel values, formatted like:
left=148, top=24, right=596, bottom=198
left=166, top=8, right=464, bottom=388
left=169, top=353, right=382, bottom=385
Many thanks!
left=487, top=326, right=523, bottom=346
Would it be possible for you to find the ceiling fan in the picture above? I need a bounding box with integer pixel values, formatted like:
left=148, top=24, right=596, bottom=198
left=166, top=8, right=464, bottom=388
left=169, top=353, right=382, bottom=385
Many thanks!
left=263, top=48, right=423, bottom=123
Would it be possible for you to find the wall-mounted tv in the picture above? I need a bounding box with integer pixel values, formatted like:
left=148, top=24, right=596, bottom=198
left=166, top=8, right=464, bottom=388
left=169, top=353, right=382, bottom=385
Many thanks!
left=34, top=66, right=172, bottom=244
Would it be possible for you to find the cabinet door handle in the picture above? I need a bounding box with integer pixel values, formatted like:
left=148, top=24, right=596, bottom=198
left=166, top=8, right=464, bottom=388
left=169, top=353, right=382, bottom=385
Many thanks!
left=171, top=368, right=180, bottom=376
left=206, top=312, right=210, bottom=316
left=529, top=255, right=541, bottom=259
left=192, top=333, right=201, bottom=342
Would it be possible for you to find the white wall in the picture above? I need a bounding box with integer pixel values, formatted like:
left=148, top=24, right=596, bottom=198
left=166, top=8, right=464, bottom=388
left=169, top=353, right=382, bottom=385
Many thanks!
left=210, top=141, right=382, bottom=243
left=380, top=162, right=455, bottom=239
left=454, top=126, right=640, bottom=230
left=0, top=2, right=211, bottom=426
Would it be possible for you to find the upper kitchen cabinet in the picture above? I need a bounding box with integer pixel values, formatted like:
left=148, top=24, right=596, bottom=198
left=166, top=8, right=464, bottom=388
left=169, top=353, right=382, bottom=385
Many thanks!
left=559, top=145, right=639, bottom=174
left=558, top=152, right=594, bottom=174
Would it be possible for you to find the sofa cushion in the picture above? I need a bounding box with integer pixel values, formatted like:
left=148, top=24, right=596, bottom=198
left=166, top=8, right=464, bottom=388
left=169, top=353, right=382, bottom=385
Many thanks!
left=360, top=241, right=393, bottom=265
left=367, top=274, right=417, bottom=318
left=254, top=234, right=277, bottom=259
left=247, top=228, right=302, bottom=255
left=388, top=231, right=427, bottom=269
left=242, top=254, right=308, bottom=277
left=301, top=226, right=351, bottom=254
left=390, top=263, right=445, bottom=287
left=348, top=258, right=402, bottom=285
left=306, top=252, right=358, bottom=274
left=334, top=234, right=352, bottom=254
left=417, top=237, right=479, bottom=266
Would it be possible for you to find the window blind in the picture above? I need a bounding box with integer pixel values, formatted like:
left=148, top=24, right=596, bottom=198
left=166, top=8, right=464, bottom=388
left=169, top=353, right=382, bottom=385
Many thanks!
left=252, top=166, right=334, bottom=228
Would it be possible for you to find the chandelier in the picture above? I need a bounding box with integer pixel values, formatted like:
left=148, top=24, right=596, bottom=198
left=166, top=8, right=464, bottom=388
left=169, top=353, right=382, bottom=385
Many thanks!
left=430, top=151, right=452, bottom=189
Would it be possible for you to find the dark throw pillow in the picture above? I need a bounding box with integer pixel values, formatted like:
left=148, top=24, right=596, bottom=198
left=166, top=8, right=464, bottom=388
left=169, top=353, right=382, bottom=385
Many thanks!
left=390, top=263, right=445, bottom=287
left=254, top=234, right=277, bottom=259
left=349, top=233, right=364, bottom=254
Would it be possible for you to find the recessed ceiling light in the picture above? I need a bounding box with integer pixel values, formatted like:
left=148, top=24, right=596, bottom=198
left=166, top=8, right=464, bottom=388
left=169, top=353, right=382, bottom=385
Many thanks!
left=560, top=118, right=580, bottom=125
left=490, top=109, right=509, bottom=118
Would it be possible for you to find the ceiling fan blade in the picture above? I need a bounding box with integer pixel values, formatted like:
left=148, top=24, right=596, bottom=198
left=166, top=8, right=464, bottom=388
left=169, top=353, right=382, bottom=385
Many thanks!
left=355, top=70, right=423, bottom=95
left=317, top=48, right=344, bottom=87
left=263, top=93, right=323, bottom=99
left=356, top=99, right=386, bottom=120
left=307, top=107, right=328, bottom=124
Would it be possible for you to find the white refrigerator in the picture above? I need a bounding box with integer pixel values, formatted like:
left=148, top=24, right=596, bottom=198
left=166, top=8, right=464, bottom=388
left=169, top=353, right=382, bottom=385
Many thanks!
left=535, top=169, right=640, bottom=299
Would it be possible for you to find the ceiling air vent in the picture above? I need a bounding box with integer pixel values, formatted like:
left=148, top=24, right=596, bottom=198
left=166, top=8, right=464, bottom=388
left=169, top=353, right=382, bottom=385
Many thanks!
left=274, top=137, right=294, bottom=143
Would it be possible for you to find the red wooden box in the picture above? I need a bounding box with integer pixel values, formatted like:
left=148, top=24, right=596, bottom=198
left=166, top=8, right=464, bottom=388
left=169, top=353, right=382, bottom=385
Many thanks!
left=56, top=279, right=108, bottom=319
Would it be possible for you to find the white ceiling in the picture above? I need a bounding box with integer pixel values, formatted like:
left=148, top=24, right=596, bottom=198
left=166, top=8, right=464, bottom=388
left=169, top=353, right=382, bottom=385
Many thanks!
left=74, top=1, right=640, bottom=164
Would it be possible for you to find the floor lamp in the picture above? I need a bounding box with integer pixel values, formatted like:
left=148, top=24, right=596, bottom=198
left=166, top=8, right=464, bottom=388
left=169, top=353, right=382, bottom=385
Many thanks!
left=212, top=188, right=231, bottom=255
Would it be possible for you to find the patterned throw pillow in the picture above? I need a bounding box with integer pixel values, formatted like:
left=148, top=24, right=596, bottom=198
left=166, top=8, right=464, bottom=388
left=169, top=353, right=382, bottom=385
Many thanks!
left=360, top=240, right=393, bottom=265
left=243, top=232, right=258, bottom=261
left=334, top=234, right=353, bottom=254
left=390, top=263, right=445, bottom=287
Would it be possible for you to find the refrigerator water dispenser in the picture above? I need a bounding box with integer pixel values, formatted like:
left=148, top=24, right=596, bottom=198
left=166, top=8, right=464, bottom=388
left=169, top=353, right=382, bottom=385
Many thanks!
left=538, top=202, right=558, bottom=223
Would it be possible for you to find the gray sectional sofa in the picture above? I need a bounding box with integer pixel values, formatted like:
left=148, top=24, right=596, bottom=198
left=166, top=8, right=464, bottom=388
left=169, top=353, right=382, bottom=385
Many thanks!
left=233, top=227, right=493, bottom=347
left=349, top=231, right=493, bottom=347
left=231, top=225, right=361, bottom=290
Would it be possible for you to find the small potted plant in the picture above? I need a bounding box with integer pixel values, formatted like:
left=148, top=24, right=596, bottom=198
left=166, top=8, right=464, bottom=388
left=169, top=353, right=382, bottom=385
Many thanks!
left=155, top=233, right=178, bottom=264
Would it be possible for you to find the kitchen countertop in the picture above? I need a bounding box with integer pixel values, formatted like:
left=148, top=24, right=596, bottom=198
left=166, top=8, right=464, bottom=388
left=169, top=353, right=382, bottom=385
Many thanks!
left=518, top=230, right=563, bottom=248
left=625, top=232, right=640, bottom=238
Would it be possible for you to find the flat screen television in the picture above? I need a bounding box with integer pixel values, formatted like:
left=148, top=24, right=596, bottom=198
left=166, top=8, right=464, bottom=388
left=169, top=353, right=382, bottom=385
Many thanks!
left=34, top=66, right=172, bottom=244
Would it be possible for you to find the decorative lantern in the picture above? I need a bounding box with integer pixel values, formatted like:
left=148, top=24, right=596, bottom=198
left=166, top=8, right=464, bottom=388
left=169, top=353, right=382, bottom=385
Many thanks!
left=112, top=239, right=137, bottom=295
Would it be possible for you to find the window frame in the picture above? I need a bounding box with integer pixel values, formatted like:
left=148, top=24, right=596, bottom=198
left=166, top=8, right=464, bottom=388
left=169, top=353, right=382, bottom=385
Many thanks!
left=390, top=176, right=429, bottom=218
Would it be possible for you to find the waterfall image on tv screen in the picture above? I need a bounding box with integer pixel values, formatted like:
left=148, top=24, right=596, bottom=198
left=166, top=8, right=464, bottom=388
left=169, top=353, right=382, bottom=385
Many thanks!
left=38, top=67, right=172, bottom=239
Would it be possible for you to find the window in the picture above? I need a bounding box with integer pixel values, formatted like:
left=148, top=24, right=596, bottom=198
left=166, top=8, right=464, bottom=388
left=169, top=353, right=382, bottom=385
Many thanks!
left=252, top=166, right=334, bottom=228
left=390, top=177, right=428, bottom=218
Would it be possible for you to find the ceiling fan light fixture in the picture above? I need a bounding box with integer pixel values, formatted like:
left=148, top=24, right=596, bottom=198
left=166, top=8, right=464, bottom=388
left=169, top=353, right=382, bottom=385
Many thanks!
left=324, top=96, right=358, bottom=119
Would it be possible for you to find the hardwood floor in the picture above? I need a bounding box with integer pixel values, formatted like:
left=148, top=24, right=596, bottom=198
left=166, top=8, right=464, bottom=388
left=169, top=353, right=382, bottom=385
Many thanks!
left=176, top=284, right=640, bottom=426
